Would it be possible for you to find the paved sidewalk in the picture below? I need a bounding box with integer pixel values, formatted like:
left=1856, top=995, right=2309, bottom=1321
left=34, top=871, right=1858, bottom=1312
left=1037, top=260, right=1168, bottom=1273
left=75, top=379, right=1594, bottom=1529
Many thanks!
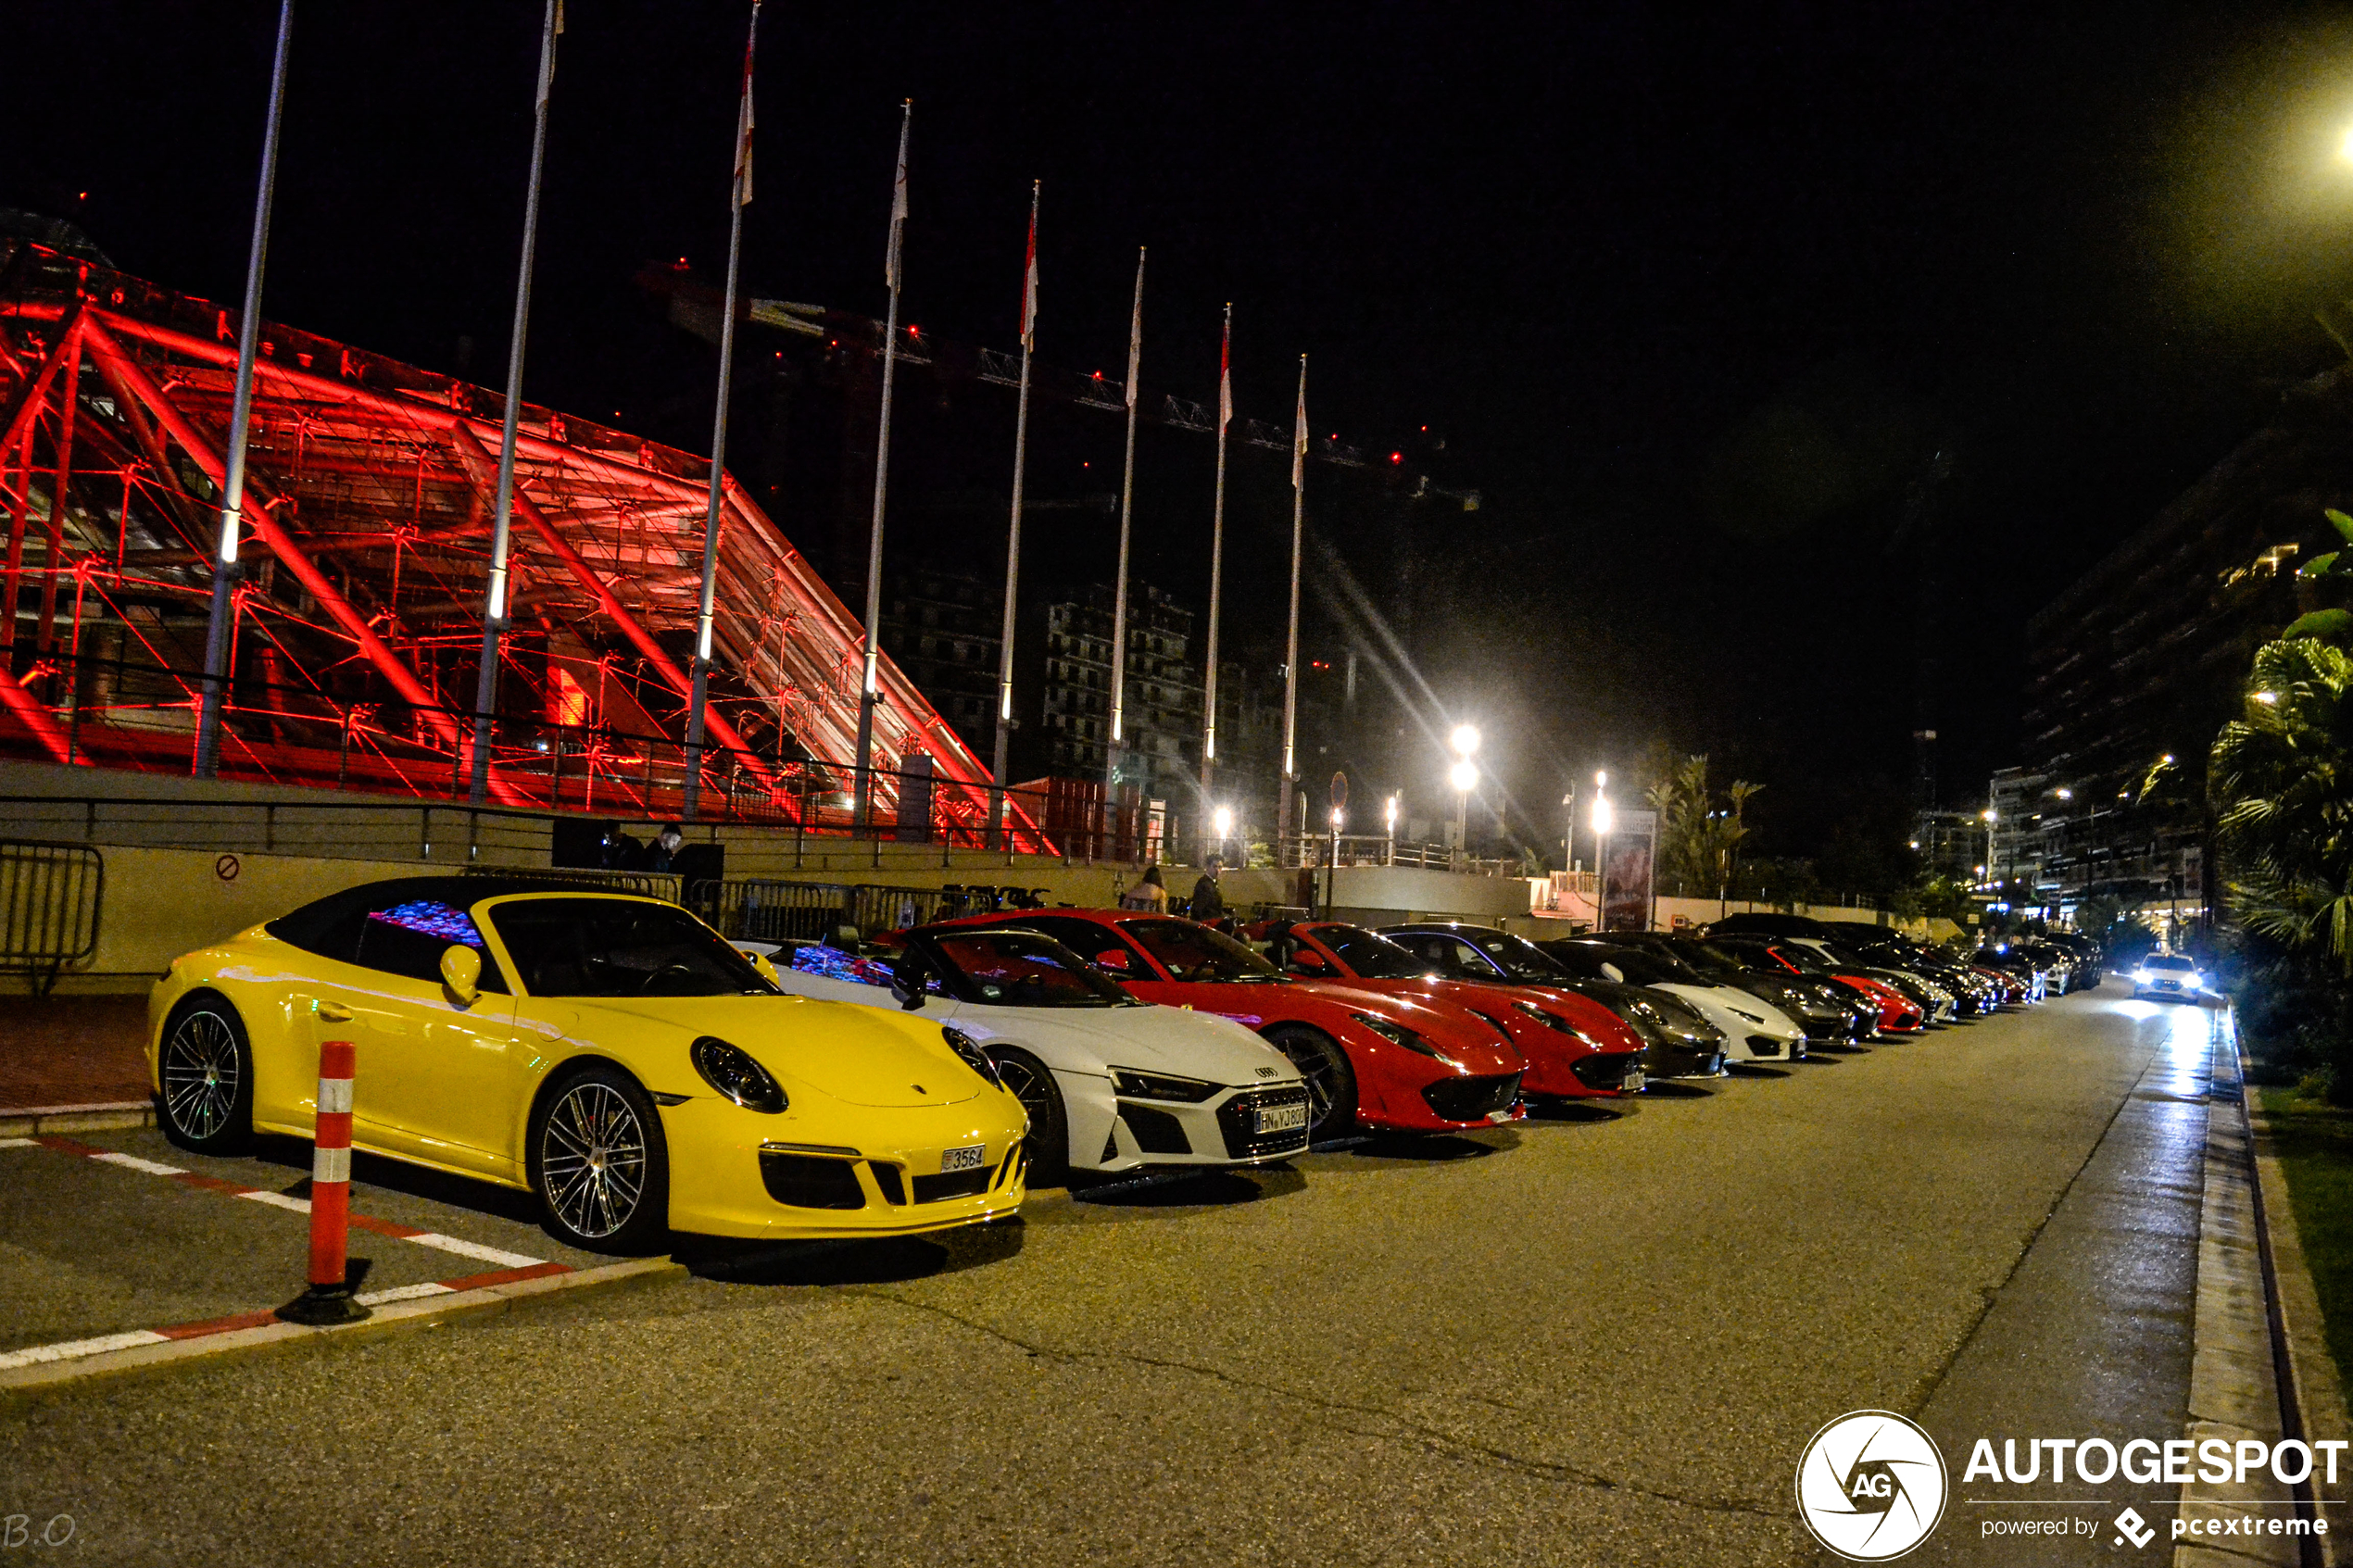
left=0, top=997, right=149, bottom=1110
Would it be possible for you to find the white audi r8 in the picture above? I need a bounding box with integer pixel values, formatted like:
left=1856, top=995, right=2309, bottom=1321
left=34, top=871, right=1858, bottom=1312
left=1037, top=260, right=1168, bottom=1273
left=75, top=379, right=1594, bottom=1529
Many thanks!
left=744, top=925, right=1311, bottom=1186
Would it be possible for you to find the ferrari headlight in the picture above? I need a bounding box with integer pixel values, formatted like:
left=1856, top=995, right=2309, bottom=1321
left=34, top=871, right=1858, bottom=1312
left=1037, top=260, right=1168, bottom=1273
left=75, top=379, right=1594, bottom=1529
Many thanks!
left=1729, top=1007, right=1766, bottom=1024
left=691, top=1036, right=786, bottom=1113
left=1352, top=1012, right=1455, bottom=1065
left=942, top=1025, right=1003, bottom=1089
left=1509, top=998, right=1576, bottom=1034
left=1111, top=1069, right=1220, bottom=1102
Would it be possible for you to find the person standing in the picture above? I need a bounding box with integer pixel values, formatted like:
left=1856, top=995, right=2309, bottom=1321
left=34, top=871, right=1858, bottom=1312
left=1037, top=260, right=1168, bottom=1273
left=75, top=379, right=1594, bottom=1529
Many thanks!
left=647, top=822, right=686, bottom=873
left=1119, top=864, right=1169, bottom=911
left=1189, top=856, right=1227, bottom=923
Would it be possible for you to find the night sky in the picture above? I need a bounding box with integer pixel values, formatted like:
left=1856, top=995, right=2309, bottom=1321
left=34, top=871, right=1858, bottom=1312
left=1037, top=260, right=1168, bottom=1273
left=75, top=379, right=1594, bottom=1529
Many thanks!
left=18, top=1, right=2353, bottom=862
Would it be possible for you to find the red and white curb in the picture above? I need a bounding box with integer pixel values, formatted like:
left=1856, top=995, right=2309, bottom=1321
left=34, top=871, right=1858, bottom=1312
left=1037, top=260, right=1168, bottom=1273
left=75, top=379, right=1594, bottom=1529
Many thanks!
left=0, top=1134, right=589, bottom=1374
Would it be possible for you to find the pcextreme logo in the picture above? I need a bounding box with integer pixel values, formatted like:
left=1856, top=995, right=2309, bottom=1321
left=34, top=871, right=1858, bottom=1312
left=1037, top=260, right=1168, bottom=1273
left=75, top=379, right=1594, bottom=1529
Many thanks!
left=1795, top=1411, right=1950, bottom=1562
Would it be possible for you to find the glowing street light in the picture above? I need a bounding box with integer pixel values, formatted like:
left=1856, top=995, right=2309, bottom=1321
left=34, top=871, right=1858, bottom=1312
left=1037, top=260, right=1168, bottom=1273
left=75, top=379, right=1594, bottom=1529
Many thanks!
left=1448, top=759, right=1479, bottom=794
left=1592, top=794, right=1615, bottom=836
left=1450, top=723, right=1480, bottom=759
left=1211, top=804, right=1234, bottom=864
left=2255, top=690, right=2279, bottom=705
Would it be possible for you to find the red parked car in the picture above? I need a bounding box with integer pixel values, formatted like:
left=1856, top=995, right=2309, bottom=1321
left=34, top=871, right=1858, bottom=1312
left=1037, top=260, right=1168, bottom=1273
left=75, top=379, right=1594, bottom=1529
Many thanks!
left=1252, top=920, right=1647, bottom=1101
left=1718, top=937, right=1925, bottom=1034
left=936, top=909, right=1527, bottom=1138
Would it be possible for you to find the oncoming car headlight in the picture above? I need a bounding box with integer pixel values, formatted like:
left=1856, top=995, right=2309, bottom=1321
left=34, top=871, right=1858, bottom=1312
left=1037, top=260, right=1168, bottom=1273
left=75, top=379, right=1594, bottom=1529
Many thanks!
left=1509, top=998, right=1576, bottom=1034
left=1352, top=1012, right=1456, bottom=1065
left=942, top=1025, right=1004, bottom=1089
left=691, top=1035, right=786, bottom=1113
left=1111, top=1069, right=1220, bottom=1102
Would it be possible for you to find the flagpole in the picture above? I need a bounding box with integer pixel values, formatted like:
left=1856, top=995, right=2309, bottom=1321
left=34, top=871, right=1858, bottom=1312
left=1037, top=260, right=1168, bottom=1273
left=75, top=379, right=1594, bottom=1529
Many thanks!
left=682, top=0, right=763, bottom=823
left=1105, top=246, right=1144, bottom=818
left=1278, top=354, right=1305, bottom=856
left=469, top=0, right=563, bottom=807
left=989, top=181, right=1039, bottom=850
left=194, top=0, right=296, bottom=779
left=852, top=100, right=912, bottom=836
left=1198, top=302, right=1229, bottom=847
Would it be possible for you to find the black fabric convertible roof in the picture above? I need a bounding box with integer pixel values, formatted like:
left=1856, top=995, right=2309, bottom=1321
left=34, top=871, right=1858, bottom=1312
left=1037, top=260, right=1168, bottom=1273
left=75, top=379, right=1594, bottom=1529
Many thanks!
left=263, top=875, right=643, bottom=955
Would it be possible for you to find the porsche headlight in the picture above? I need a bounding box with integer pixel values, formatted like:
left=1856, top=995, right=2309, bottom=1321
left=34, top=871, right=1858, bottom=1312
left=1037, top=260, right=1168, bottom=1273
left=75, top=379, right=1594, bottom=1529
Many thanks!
left=942, top=1025, right=1003, bottom=1089
left=1352, top=1012, right=1456, bottom=1065
left=691, top=1035, right=786, bottom=1113
left=1509, top=998, right=1576, bottom=1033
left=1729, top=1007, right=1766, bottom=1024
left=1111, top=1069, right=1220, bottom=1102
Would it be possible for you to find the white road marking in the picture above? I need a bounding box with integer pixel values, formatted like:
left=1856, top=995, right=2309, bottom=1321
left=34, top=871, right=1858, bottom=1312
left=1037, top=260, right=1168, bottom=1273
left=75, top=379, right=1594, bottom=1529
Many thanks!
left=234, top=1190, right=312, bottom=1214
left=92, top=1151, right=189, bottom=1176
left=354, top=1282, right=454, bottom=1306
left=404, top=1235, right=543, bottom=1268
left=0, top=1330, right=168, bottom=1370
left=0, top=1138, right=37, bottom=1148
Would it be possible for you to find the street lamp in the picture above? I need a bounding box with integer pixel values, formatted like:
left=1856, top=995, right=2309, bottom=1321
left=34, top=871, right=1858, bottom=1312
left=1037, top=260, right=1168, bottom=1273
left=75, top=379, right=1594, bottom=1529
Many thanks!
left=1384, top=792, right=1398, bottom=864
left=1327, top=805, right=1345, bottom=916
left=1447, top=724, right=1480, bottom=869
left=1212, top=804, right=1234, bottom=865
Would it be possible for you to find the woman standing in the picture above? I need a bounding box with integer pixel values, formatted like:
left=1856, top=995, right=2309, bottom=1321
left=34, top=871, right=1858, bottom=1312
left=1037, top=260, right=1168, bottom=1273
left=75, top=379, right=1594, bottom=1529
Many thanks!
left=1118, top=863, right=1169, bottom=911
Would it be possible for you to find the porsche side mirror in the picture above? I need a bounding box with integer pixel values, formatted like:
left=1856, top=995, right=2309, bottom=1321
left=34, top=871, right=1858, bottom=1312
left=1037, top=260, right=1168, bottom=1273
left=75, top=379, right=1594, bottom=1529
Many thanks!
left=439, top=944, right=483, bottom=1009
left=748, top=952, right=783, bottom=989
left=1093, top=949, right=1131, bottom=973
left=888, top=960, right=927, bottom=1011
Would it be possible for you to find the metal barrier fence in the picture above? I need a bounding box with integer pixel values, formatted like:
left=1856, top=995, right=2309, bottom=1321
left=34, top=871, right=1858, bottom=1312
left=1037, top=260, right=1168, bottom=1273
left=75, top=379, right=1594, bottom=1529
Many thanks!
left=690, top=879, right=1048, bottom=943
left=0, top=840, right=104, bottom=995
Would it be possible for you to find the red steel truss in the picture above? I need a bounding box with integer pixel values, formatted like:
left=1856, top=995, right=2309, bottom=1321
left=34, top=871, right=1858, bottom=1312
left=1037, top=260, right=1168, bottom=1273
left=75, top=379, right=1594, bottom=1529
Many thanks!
left=0, top=242, right=1049, bottom=848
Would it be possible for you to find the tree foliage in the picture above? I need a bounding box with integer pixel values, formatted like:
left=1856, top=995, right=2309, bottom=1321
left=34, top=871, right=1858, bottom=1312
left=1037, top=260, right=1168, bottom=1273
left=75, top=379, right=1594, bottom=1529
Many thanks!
left=2209, top=637, right=2353, bottom=972
left=1646, top=754, right=1762, bottom=896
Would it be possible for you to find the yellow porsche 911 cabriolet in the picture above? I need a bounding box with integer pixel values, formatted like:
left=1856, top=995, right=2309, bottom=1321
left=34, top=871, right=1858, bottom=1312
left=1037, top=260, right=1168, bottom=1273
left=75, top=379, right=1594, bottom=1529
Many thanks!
left=146, top=877, right=1028, bottom=1251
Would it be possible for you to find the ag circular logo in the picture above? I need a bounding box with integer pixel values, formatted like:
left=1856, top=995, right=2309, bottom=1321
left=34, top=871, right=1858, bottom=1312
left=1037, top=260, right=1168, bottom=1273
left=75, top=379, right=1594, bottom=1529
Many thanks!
left=1795, top=1410, right=1948, bottom=1561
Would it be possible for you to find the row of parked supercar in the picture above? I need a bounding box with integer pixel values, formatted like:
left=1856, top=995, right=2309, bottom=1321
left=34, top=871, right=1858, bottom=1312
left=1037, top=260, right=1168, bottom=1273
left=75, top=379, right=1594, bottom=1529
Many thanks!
left=143, top=876, right=2086, bottom=1259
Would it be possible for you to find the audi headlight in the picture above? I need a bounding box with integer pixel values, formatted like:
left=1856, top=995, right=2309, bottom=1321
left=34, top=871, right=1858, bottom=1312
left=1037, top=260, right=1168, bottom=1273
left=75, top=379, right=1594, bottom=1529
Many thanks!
left=942, top=1025, right=1003, bottom=1089
left=1510, top=998, right=1576, bottom=1034
left=691, top=1035, right=786, bottom=1113
left=1351, top=1012, right=1455, bottom=1065
left=1111, top=1068, right=1220, bottom=1102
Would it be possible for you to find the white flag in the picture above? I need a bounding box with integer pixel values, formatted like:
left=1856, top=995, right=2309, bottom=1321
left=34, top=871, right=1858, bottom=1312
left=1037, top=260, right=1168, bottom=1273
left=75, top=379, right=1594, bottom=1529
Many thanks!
left=1020, top=183, right=1039, bottom=346
left=1123, top=247, right=1145, bottom=409
left=1291, top=357, right=1307, bottom=489
left=1217, top=305, right=1231, bottom=431
left=535, top=0, right=564, bottom=112
left=884, top=103, right=911, bottom=291
left=732, top=3, right=761, bottom=207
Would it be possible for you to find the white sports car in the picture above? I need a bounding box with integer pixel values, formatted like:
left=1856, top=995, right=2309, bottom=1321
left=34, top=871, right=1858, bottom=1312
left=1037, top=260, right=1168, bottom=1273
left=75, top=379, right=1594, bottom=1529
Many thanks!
left=1550, top=939, right=1808, bottom=1062
left=744, top=926, right=1311, bottom=1185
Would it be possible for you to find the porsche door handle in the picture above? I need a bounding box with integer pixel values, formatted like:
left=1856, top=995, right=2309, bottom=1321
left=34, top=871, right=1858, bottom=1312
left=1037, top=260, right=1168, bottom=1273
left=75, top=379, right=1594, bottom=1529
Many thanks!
left=316, top=1002, right=354, bottom=1022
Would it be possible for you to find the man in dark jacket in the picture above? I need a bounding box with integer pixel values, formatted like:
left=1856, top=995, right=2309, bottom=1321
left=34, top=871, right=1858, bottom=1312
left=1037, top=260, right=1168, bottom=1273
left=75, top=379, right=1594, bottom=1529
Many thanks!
left=1189, top=856, right=1227, bottom=923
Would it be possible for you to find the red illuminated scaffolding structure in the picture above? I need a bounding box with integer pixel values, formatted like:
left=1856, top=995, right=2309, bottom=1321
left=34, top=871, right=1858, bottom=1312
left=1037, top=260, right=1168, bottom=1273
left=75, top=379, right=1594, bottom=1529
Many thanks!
left=0, top=242, right=1051, bottom=849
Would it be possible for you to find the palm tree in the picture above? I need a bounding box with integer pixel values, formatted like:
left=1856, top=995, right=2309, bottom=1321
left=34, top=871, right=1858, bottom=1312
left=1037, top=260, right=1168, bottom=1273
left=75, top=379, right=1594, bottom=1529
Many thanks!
left=2208, top=635, right=2353, bottom=971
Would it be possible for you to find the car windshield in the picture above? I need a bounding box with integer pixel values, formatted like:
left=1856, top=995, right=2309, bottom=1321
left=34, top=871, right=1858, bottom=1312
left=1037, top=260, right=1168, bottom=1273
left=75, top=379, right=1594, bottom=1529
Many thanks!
left=489, top=897, right=774, bottom=998
left=1315, top=925, right=1433, bottom=979
left=1465, top=930, right=1575, bottom=982
left=1582, top=945, right=1702, bottom=985
left=2145, top=953, right=2196, bottom=972
left=923, top=931, right=1135, bottom=1007
left=1122, top=918, right=1281, bottom=982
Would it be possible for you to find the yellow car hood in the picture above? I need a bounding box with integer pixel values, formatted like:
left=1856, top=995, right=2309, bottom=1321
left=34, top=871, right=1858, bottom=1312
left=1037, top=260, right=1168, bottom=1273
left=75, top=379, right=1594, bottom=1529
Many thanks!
left=578, top=994, right=976, bottom=1110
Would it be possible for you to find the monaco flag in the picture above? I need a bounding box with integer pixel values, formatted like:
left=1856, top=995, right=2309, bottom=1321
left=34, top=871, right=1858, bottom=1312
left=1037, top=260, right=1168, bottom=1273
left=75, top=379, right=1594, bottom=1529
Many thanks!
left=1124, top=248, right=1145, bottom=409
left=885, top=103, right=911, bottom=291
left=732, top=3, right=761, bottom=207
left=1218, top=305, right=1232, bottom=431
left=1020, top=182, right=1039, bottom=347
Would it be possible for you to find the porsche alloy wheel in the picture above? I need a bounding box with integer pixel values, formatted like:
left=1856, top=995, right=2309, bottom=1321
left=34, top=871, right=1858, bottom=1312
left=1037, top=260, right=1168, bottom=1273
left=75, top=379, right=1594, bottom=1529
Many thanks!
left=1265, top=1026, right=1357, bottom=1138
left=157, top=997, right=255, bottom=1154
left=531, top=1067, right=670, bottom=1253
left=991, top=1047, right=1069, bottom=1188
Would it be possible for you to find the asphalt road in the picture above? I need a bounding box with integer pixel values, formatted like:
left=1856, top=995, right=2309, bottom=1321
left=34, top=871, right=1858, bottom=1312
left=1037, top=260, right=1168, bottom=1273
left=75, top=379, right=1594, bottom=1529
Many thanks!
left=0, top=984, right=2214, bottom=1566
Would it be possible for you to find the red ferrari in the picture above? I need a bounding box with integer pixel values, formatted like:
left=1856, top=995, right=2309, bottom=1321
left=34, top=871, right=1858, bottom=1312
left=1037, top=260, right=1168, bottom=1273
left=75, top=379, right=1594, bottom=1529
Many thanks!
left=936, top=909, right=1527, bottom=1138
left=1253, top=920, right=1647, bottom=1101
